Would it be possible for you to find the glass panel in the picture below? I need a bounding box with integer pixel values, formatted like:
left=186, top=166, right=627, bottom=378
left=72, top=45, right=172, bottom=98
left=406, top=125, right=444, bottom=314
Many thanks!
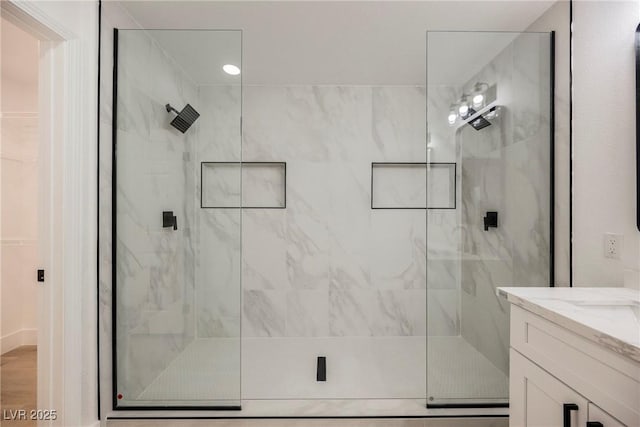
left=113, top=29, right=242, bottom=408
left=426, top=31, right=552, bottom=406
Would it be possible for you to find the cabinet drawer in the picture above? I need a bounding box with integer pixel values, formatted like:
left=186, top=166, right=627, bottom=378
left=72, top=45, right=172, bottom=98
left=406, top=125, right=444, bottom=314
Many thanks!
left=510, top=305, right=640, bottom=427
left=510, top=349, right=588, bottom=427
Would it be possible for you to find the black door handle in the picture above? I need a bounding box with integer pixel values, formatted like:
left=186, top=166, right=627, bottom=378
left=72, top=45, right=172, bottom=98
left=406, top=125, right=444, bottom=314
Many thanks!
left=563, top=403, right=579, bottom=427
left=586, top=423, right=603, bottom=427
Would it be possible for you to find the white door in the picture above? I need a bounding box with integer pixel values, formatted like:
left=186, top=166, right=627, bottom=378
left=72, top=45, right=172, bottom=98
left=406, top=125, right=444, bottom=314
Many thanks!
left=510, top=349, right=588, bottom=427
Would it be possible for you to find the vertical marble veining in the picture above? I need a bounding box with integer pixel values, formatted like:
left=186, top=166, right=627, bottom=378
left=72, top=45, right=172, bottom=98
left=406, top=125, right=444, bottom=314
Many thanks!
left=457, top=33, right=551, bottom=377
left=426, top=32, right=552, bottom=398
left=241, top=85, right=434, bottom=342
left=105, top=25, right=202, bottom=404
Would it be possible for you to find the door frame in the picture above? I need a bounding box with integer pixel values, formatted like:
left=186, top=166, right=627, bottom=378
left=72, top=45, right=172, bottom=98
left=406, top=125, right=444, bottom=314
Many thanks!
left=1, top=1, right=98, bottom=425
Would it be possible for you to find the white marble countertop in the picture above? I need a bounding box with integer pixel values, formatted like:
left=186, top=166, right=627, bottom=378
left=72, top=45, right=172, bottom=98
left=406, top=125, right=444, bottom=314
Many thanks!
left=497, top=287, right=640, bottom=363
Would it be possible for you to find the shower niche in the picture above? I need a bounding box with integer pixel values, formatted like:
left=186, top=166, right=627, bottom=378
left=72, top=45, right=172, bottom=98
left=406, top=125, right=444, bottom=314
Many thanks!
left=112, top=28, right=243, bottom=409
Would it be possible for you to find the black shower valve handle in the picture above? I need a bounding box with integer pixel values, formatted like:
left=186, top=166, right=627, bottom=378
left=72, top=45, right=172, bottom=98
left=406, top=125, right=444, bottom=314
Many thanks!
left=162, top=211, right=177, bottom=231
left=483, top=211, right=498, bottom=231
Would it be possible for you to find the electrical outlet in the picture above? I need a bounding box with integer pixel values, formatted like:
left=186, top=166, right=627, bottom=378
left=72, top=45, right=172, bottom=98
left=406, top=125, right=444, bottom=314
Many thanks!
left=603, top=233, right=623, bottom=259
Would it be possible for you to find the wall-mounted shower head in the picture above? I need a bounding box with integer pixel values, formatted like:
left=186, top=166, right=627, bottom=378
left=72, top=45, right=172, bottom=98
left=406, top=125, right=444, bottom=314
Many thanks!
left=466, top=106, right=501, bottom=131
left=467, top=108, right=492, bottom=131
left=166, top=103, right=200, bottom=133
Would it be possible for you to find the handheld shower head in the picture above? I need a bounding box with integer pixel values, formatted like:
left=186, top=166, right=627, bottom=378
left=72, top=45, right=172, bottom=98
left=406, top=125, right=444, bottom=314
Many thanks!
left=166, top=103, right=200, bottom=133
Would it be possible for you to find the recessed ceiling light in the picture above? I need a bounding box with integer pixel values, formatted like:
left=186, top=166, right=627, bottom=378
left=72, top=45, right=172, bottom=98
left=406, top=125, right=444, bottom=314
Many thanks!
left=223, top=64, right=240, bottom=76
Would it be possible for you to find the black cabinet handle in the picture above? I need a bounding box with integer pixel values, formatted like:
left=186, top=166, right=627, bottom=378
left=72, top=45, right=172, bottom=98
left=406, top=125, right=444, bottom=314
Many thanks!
left=586, top=423, right=603, bottom=427
left=563, top=403, right=579, bottom=427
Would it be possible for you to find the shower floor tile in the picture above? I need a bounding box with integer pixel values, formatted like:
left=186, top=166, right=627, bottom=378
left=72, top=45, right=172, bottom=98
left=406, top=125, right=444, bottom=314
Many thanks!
left=427, top=336, right=509, bottom=401
left=133, top=335, right=507, bottom=410
left=137, top=338, right=240, bottom=402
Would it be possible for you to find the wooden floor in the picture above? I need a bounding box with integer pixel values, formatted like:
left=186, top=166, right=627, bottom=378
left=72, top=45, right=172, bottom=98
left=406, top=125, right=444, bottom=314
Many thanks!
left=1, top=346, right=37, bottom=427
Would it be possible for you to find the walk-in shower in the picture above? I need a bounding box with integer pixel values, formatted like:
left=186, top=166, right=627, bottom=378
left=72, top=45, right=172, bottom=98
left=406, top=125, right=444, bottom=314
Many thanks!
left=112, top=28, right=242, bottom=409
left=108, top=23, right=553, bottom=416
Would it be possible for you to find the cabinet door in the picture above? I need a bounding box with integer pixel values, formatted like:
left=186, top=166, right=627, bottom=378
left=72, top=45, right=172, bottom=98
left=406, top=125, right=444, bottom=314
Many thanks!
left=510, top=349, right=588, bottom=427
left=588, top=402, right=626, bottom=427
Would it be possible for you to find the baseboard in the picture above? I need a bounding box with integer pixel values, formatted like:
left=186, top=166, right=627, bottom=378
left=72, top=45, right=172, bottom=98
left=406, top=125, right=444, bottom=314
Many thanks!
left=1, top=328, right=37, bottom=354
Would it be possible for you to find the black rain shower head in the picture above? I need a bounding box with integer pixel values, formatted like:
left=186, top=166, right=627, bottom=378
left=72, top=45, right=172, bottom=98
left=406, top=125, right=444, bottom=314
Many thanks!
left=166, top=103, right=200, bottom=133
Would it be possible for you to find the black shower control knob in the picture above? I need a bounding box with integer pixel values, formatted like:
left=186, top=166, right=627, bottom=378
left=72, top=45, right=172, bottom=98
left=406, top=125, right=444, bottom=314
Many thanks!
left=162, top=211, right=178, bottom=230
left=483, top=211, right=498, bottom=231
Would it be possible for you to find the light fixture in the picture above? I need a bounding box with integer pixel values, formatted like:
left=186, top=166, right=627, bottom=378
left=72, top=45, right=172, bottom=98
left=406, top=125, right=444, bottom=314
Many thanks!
left=445, top=84, right=497, bottom=126
left=471, top=82, right=489, bottom=109
left=458, top=94, right=470, bottom=118
left=223, top=64, right=241, bottom=75
left=447, top=104, right=458, bottom=126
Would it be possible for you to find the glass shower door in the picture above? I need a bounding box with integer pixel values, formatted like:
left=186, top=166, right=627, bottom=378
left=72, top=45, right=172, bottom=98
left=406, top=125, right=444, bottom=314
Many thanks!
left=426, top=31, right=553, bottom=406
left=113, top=29, right=242, bottom=409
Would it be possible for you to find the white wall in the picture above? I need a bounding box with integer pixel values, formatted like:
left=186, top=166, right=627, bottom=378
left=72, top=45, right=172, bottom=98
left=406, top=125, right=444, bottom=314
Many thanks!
left=573, top=0, right=640, bottom=287
left=5, top=1, right=100, bottom=426
left=1, top=17, right=39, bottom=354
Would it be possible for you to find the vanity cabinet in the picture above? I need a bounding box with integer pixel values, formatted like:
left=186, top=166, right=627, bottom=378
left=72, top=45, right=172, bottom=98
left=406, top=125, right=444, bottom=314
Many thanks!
left=508, top=305, right=639, bottom=427
left=511, top=349, right=623, bottom=427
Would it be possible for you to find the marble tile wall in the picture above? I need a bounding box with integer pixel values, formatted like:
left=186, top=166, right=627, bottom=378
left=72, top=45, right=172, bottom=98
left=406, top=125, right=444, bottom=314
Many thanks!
left=200, top=162, right=286, bottom=208
left=194, top=85, right=242, bottom=342
left=425, top=84, right=463, bottom=337
left=455, top=33, right=552, bottom=375
left=236, top=85, right=434, bottom=338
left=112, top=29, right=199, bottom=400
left=195, top=85, right=441, bottom=339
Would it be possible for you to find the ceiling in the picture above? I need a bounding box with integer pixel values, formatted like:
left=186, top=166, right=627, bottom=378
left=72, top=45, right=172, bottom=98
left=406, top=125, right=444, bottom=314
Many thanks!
left=147, top=29, right=241, bottom=86
left=119, top=1, right=558, bottom=86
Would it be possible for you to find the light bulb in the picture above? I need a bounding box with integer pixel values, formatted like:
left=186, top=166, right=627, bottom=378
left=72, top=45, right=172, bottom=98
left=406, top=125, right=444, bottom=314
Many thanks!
left=472, top=93, right=484, bottom=108
left=458, top=95, right=470, bottom=118
left=223, top=64, right=241, bottom=75
left=471, top=82, right=488, bottom=109
left=458, top=103, right=469, bottom=117
left=447, top=104, right=458, bottom=126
